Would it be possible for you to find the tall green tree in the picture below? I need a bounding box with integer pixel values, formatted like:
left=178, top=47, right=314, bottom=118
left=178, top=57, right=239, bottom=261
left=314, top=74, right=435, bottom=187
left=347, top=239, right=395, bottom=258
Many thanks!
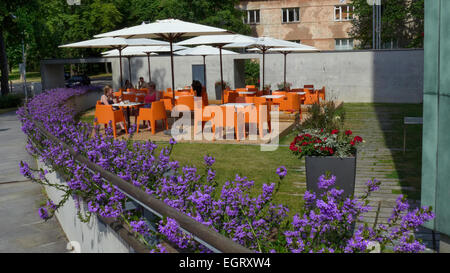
left=349, top=0, right=424, bottom=49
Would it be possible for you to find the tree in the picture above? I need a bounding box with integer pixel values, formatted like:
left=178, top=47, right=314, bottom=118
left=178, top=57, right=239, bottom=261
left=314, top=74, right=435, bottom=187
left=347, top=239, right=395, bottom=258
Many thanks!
left=349, top=0, right=424, bottom=49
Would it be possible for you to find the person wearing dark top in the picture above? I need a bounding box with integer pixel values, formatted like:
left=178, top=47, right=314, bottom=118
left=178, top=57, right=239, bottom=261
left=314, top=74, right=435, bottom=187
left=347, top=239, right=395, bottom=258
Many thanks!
left=192, top=80, right=202, bottom=97
left=123, top=79, right=133, bottom=90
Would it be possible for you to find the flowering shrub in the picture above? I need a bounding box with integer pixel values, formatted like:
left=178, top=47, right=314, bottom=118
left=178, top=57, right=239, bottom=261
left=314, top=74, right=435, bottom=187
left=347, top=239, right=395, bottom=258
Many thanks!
left=17, top=87, right=434, bottom=253
left=289, top=128, right=363, bottom=158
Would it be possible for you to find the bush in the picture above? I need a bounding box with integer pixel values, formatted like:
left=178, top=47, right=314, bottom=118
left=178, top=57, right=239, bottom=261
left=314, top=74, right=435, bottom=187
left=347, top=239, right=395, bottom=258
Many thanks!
left=0, top=93, right=24, bottom=109
left=300, top=100, right=345, bottom=132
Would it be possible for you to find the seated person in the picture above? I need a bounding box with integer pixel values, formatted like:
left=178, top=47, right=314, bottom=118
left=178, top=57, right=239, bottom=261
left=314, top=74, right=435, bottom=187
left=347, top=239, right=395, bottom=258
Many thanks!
left=192, top=80, right=202, bottom=97
left=123, top=79, right=133, bottom=90
left=192, top=80, right=207, bottom=106
left=138, top=77, right=147, bottom=89
left=143, top=81, right=159, bottom=108
left=100, top=85, right=126, bottom=131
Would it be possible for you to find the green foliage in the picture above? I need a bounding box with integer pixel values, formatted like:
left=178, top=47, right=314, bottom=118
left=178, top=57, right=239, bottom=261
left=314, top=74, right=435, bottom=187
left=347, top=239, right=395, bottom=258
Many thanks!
left=0, top=93, right=23, bottom=108
left=244, top=59, right=259, bottom=87
left=1, top=0, right=251, bottom=74
left=300, top=101, right=346, bottom=132
left=350, top=0, right=424, bottom=49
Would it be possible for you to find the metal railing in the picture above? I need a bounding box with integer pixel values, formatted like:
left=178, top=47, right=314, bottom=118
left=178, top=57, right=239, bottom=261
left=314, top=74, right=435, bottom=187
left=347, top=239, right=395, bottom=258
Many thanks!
left=26, top=113, right=252, bottom=253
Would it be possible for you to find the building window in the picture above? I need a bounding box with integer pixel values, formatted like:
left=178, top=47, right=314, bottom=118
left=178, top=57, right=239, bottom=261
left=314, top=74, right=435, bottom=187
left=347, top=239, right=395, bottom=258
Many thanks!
left=334, top=5, right=354, bottom=21
left=282, top=8, right=300, bottom=23
left=335, top=39, right=354, bottom=50
left=244, top=10, right=260, bottom=24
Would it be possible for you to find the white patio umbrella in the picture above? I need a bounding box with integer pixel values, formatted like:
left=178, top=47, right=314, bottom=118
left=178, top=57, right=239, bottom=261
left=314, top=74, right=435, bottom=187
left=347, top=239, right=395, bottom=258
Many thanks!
left=102, top=45, right=187, bottom=82
left=175, top=45, right=238, bottom=89
left=94, top=19, right=231, bottom=99
left=224, top=37, right=308, bottom=92
left=249, top=45, right=318, bottom=90
left=102, top=48, right=158, bottom=85
left=59, top=37, right=167, bottom=87
left=177, top=34, right=255, bottom=103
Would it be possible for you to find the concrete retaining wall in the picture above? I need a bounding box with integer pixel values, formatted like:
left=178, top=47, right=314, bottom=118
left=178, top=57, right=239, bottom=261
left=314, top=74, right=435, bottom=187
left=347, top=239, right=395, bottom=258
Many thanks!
left=39, top=162, right=133, bottom=253
left=36, top=90, right=134, bottom=253
left=110, top=49, right=423, bottom=103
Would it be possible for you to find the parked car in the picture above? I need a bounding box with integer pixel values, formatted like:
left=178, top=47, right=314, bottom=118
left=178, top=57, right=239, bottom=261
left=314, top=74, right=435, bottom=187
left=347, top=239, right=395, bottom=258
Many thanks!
left=65, top=75, right=91, bottom=88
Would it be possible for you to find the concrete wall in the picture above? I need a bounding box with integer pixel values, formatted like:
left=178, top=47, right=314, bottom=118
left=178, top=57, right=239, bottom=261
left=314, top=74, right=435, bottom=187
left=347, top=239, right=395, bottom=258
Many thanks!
left=110, top=49, right=424, bottom=103
left=36, top=90, right=133, bottom=253
left=41, top=63, right=65, bottom=90
left=40, top=162, right=133, bottom=253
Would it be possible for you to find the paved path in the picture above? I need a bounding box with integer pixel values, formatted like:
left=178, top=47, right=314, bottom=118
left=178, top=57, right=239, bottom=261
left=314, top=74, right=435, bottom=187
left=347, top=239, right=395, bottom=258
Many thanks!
left=291, top=104, right=438, bottom=251
left=0, top=110, right=68, bottom=252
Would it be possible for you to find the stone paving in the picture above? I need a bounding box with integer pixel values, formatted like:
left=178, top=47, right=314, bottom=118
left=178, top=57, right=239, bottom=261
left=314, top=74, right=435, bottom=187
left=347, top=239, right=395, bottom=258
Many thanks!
left=291, top=104, right=439, bottom=251
left=0, top=110, right=68, bottom=253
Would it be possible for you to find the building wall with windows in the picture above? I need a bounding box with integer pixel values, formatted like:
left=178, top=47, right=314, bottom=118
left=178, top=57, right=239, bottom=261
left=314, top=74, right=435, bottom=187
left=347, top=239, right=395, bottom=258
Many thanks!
left=238, top=0, right=355, bottom=50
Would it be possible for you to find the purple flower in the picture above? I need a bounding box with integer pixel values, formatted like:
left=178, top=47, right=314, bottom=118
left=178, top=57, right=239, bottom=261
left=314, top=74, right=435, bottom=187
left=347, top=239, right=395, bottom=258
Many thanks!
left=204, top=155, right=215, bottom=167
left=317, top=174, right=336, bottom=189
left=276, top=166, right=287, bottom=179
left=38, top=207, right=49, bottom=220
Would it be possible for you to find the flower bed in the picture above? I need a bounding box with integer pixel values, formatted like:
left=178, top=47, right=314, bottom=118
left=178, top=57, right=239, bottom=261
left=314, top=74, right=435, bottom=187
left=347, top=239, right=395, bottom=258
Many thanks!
left=17, top=86, right=434, bottom=253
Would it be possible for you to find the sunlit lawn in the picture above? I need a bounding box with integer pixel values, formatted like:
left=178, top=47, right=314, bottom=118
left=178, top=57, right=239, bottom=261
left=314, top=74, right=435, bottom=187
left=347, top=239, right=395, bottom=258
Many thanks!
left=78, top=102, right=424, bottom=213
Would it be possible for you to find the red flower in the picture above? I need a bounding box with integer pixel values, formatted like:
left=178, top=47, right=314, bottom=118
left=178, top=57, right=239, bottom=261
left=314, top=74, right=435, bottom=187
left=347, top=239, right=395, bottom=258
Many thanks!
left=353, top=136, right=363, bottom=143
left=350, top=140, right=355, bottom=146
left=345, top=130, right=352, bottom=136
left=329, top=148, right=334, bottom=155
left=331, top=129, right=339, bottom=135
left=289, top=144, right=298, bottom=152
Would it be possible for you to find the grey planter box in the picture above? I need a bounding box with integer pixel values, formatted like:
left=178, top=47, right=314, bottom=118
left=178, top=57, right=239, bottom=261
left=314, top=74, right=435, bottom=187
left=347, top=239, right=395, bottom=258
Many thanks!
left=215, top=85, right=222, bottom=100
left=305, top=155, right=357, bottom=198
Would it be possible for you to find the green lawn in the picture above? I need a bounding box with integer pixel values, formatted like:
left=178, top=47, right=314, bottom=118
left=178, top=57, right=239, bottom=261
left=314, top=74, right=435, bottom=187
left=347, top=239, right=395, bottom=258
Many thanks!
left=156, top=142, right=306, bottom=215
left=9, top=68, right=41, bottom=83
left=78, top=102, right=424, bottom=211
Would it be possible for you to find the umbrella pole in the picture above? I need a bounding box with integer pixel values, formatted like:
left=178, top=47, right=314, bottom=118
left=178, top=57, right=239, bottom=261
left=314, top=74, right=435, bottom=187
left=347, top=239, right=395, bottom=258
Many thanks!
left=262, top=49, right=266, bottom=94
left=203, top=55, right=207, bottom=88
left=128, top=57, right=132, bottom=85
left=169, top=38, right=175, bottom=100
left=147, top=53, right=152, bottom=82
left=119, top=48, right=123, bottom=88
left=219, top=46, right=224, bottom=104
left=284, top=52, right=287, bottom=90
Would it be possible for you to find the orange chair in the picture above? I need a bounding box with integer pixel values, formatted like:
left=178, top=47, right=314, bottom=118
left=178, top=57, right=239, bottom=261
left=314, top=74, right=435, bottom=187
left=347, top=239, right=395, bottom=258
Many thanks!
left=122, top=93, right=136, bottom=102
left=304, top=84, right=314, bottom=91
left=175, top=96, right=195, bottom=111
left=94, top=104, right=128, bottom=138
left=96, top=100, right=103, bottom=105
left=224, top=92, right=238, bottom=103
left=235, top=97, right=246, bottom=103
left=136, top=101, right=168, bottom=134
left=280, top=93, right=302, bottom=119
left=252, top=98, right=271, bottom=134
left=113, top=91, right=122, bottom=100
left=318, top=86, right=326, bottom=101
left=235, top=88, right=248, bottom=92
left=194, top=105, right=217, bottom=139
left=246, top=85, right=256, bottom=89
left=201, top=87, right=209, bottom=106
left=304, top=88, right=319, bottom=105
left=272, top=91, right=287, bottom=96
left=160, top=98, right=173, bottom=111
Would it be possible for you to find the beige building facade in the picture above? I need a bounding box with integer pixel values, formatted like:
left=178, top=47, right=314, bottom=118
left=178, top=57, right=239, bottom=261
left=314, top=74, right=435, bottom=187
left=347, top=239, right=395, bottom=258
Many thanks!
left=238, top=0, right=355, bottom=50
